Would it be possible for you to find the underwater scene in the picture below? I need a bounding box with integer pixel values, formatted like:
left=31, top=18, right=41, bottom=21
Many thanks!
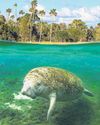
left=0, top=41, right=100, bottom=125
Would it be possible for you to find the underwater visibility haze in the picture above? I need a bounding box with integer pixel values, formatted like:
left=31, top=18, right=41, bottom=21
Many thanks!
left=0, top=41, right=100, bottom=125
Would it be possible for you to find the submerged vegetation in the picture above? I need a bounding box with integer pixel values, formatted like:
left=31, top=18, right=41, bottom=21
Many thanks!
left=0, top=97, right=95, bottom=125
left=0, top=0, right=100, bottom=43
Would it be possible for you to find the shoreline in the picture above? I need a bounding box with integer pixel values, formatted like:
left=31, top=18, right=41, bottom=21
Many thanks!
left=18, top=41, right=100, bottom=45
left=0, top=40, right=100, bottom=45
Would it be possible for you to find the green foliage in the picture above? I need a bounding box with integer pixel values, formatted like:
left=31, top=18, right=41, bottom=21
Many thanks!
left=18, top=14, right=30, bottom=41
left=0, top=15, right=6, bottom=24
left=19, top=10, right=25, bottom=16
left=14, top=3, right=17, bottom=7
left=86, top=27, right=95, bottom=41
left=56, top=30, right=69, bottom=42
left=95, top=24, right=100, bottom=41
left=31, top=0, right=37, bottom=8
left=6, top=8, right=12, bottom=14
left=39, top=10, right=45, bottom=17
left=6, top=8, right=12, bottom=20
left=68, top=20, right=87, bottom=42
left=49, top=9, right=57, bottom=42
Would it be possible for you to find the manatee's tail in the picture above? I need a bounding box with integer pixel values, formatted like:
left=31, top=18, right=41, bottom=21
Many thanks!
left=84, top=89, right=94, bottom=97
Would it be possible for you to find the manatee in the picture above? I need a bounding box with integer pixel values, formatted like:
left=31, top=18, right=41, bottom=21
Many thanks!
left=21, top=67, right=93, bottom=120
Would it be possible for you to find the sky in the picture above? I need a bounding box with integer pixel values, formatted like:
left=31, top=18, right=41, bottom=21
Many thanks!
left=0, top=0, right=100, bottom=26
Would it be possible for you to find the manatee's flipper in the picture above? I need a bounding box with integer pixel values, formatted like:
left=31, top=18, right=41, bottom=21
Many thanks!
left=47, top=92, right=56, bottom=121
left=84, top=89, right=94, bottom=97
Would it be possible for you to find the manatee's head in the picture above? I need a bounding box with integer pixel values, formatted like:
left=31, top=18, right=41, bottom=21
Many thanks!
left=21, top=80, right=36, bottom=99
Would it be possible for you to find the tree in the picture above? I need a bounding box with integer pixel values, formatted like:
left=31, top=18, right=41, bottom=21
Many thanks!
left=38, top=10, right=45, bottom=42
left=6, top=8, right=12, bottom=41
left=10, top=15, right=15, bottom=20
left=14, top=3, right=17, bottom=20
left=6, top=8, right=12, bottom=20
left=19, top=10, right=25, bottom=16
left=29, top=0, right=37, bottom=42
left=49, top=9, right=57, bottom=42
left=0, top=15, right=7, bottom=39
left=97, top=23, right=100, bottom=27
left=56, top=30, right=69, bottom=42
left=59, top=23, right=67, bottom=31
left=36, top=22, right=50, bottom=41
left=86, top=27, right=95, bottom=41
left=6, top=20, right=18, bottom=40
left=95, top=23, right=100, bottom=41
left=0, top=15, right=6, bottom=24
left=68, top=19, right=87, bottom=42
left=0, top=14, right=18, bottom=40
left=18, top=14, right=30, bottom=41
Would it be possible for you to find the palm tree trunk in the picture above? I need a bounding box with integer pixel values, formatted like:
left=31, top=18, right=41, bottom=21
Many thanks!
left=15, top=8, right=17, bottom=21
left=39, top=21, right=42, bottom=42
left=30, top=12, right=35, bottom=43
left=30, top=22, right=32, bottom=43
left=50, top=23, right=53, bottom=42
left=29, top=13, right=33, bottom=43
left=7, top=13, right=10, bottom=21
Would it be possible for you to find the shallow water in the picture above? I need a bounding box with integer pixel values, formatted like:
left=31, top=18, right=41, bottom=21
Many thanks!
left=0, top=41, right=100, bottom=125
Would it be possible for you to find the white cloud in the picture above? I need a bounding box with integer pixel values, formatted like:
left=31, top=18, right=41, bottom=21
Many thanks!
left=36, top=5, right=45, bottom=11
left=58, top=8, right=72, bottom=17
left=56, top=18, right=72, bottom=25
left=90, top=6, right=100, bottom=17
left=56, top=6, right=100, bottom=25
left=73, top=8, right=95, bottom=22
left=23, top=4, right=100, bottom=26
left=23, top=4, right=45, bottom=12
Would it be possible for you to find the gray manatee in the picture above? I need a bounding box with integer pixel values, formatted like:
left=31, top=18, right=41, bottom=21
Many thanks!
left=21, top=67, right=93, bottom=120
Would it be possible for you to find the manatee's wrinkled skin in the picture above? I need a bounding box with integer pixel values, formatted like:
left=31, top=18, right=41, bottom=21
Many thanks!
left=21, top=67, right=84, bottom=101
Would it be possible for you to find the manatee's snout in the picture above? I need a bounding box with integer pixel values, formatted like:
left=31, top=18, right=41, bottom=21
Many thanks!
left=21, top=90, right=27, bottom=97
left=21, top=86, right=31, bottom=97
left=21, top=86, right=36, bottom=99
left=21, top=90, right=29, bottom=97
left=21, top=90, right=27, bottom=96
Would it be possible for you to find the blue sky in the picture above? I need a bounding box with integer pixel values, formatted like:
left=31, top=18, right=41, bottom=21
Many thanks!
left=38, top=0, right=100, bottom=9
left=0, top=0, right=100, bottom=26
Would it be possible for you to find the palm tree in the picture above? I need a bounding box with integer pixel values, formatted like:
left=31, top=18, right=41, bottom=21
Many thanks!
left=38, top=10, right=45, bottom=42
left=14, top=3, right=17, bottom=20
left=19, top=10, right=25, bottom=16
left=6, top=8, right=12, bottom=21
left=10, top=15, right=15, bottom=20
left=29, top=0, right=37, bottom=42
left=49, top=9, right=57, bottom=42
left=0, top=15, right=6, bottom=24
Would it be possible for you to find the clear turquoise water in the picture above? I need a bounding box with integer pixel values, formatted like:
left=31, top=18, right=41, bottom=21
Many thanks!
left=0, top=42, right=100, bottom=125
